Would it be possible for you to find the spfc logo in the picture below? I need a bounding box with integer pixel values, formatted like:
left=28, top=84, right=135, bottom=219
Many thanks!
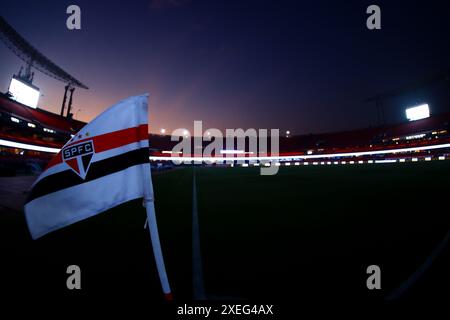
left=62, top=140, right=95, bottom=179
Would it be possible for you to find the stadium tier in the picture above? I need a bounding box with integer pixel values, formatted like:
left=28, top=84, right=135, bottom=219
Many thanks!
left=1, top=92, right=450, bottom=175
left=0, top=93, right=85, bottom=174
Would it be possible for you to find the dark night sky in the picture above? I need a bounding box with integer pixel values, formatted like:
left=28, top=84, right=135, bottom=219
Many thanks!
left=1, top=0, right=450, bottom=134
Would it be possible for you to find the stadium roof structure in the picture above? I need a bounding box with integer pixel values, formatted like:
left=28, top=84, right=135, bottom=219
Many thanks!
left=0, top=16, right=88, bottom=89
left=366, top=68, right=450, bottom=102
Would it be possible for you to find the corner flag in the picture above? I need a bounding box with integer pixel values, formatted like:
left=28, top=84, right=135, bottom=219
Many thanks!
left=24, top=94, right=172, bottom=299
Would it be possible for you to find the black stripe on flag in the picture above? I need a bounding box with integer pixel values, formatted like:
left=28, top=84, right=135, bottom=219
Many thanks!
left=27, top=148, right=149, bottom=203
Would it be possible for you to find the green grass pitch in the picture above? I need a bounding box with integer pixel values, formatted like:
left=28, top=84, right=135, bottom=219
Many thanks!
left=0, top=161, right=449, bottom=303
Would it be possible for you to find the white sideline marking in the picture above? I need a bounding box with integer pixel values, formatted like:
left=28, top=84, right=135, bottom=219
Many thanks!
left=192, top=169, right=206, bottom=300
left=386, top=230, right=450, bottom=300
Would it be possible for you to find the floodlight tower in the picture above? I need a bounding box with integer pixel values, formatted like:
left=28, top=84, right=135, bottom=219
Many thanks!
left=366, top=68, right=450, bottom=126
left=0, top=16, right=88, bottom=117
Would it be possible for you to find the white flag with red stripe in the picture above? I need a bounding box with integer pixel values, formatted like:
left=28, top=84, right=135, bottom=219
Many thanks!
left=25, top=94, right=151, bottom=239
left=24, top=94, right=172, bottom=299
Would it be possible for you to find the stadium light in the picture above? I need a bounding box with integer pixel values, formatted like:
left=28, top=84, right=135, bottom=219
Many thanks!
left=8, top=76, right=40, bottom=108
left=405, top=104, right=430, bottom=121
left=406, top=134, right=426, bottom=140
left=375, top=159, right=397, bottom=164
left=0, top=139, right=60, bottom=153
left=220, top=149, right=245, bottom=154
left=151, top=142, right=450, bottom=162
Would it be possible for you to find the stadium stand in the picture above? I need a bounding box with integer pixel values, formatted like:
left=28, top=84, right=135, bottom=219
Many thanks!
left=1, top=92, right=450, bottom=175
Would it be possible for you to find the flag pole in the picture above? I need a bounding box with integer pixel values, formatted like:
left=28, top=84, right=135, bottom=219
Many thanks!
left=141, top=93, right=171, bottom=300
left=144, top=199, right=173, bottom=301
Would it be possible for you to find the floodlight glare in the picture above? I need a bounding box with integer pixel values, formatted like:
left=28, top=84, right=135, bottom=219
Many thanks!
left=405, top=104, right=430, bottom=121
left=8, top=76, right=40, bottom=108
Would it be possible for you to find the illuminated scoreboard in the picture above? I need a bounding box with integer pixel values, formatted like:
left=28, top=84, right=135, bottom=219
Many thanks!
left=405, top=104, right=430, bottom=121
left=8, top=76, right=40, bottom=108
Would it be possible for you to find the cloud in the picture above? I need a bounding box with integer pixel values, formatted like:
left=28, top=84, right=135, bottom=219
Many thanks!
left=150, top=0, right=192, bottom=9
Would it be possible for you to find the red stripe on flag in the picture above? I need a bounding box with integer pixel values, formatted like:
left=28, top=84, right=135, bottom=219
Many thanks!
left=65, top=158, right=80, bottom=174
left=45, top=124, right=148, bottom=170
